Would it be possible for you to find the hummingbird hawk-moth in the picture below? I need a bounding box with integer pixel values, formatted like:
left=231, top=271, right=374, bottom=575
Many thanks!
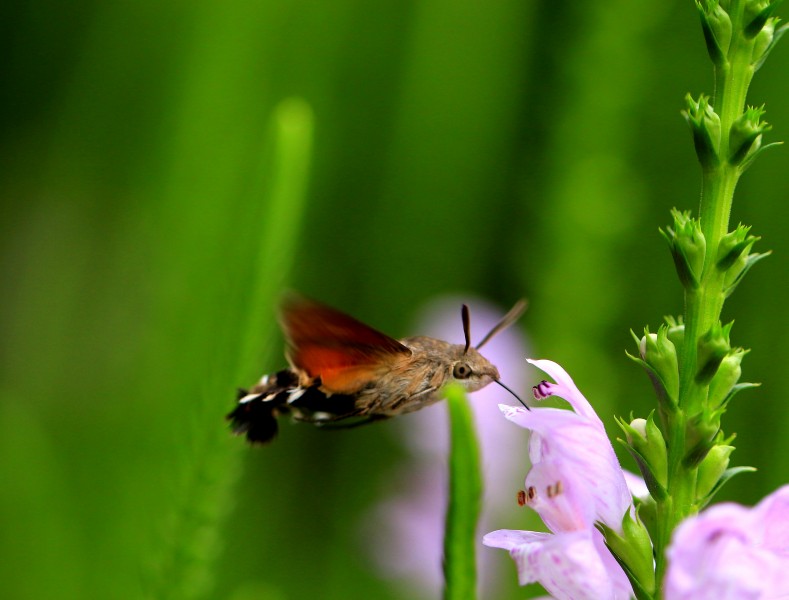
left=227, top=295, right=527, bottom=444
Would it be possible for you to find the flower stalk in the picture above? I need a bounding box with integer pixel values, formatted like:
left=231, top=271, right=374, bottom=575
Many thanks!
left=648, top=0, right=785, bottom=588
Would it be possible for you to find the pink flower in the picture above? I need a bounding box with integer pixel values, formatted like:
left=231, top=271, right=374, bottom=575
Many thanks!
left=500, top=359, right=632, bottom=532
left=664, top=484, right=789, bottom=600
left=483, top=359, right=633, bottom=600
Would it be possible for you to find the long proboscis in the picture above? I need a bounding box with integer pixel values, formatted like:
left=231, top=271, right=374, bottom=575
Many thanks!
left=475, top=299, right=528, bottom=350
left=494, top=379, right=530, bottom=410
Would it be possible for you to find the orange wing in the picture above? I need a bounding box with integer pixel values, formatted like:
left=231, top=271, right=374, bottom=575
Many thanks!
left=281, top=295, right=412, bottom=394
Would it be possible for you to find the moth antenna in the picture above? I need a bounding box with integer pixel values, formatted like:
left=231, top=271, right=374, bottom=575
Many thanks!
left=494, top=379, right=530, bottom=410
left=475, top=299, right=528, bottom=350
left=461, top=304, right=471, bottom=355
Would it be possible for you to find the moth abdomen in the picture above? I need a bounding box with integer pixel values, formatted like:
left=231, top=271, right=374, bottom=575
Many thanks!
left=227, top=395, right=280, bottom=444
left=227, top=368, right=360, bottom=444
left=227, top=369, right=296, bottom=444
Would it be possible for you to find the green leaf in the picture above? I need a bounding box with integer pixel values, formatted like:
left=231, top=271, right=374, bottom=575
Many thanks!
left=443, top=384, right=482, bottom=600
left=723, top=251, right=772, bottom=297
left=738, top=140, right=784, bottom=172
left=718, top=381, right=761, bottom=410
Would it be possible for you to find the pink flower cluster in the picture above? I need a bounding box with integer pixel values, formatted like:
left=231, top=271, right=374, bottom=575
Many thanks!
left=483, top=359, right=634, bottom=600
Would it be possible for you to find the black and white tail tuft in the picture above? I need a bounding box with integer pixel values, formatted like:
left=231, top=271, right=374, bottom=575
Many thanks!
left=227, top=369, right=359, bottom=444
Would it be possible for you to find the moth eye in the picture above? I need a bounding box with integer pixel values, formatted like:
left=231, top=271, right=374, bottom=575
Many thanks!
left=453, top=362, right=472, bottom=379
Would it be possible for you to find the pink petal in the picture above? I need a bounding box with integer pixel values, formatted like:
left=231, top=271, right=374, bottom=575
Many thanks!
left=523, top=459, right=596, bottom=532
left=509, top=529, right=619, bottom=599
left=483, top=529, right=552, bottom=552
left=498, top=402, right=631, bottom=531
left=527, top=358, right=601, bottom=424
left=753, top=484, right=789, bottom=555
left=623, top=470, right=650, bottom=501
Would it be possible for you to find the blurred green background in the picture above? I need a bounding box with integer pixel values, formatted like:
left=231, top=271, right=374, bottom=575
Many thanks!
left=1, top=0, right=787, bottom=598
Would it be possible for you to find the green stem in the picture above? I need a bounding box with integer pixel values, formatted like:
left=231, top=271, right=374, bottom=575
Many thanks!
left=443, top=385, right=482, bottom=600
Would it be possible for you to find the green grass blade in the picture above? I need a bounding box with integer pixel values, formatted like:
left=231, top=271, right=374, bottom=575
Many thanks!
left=236, top=97, right=314, bottom=381
left=143, top=97, right=313, bottom=600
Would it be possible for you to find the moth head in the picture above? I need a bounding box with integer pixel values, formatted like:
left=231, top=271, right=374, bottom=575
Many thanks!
left=450, top=346, right=500, bottom=392
left=454, top=301, right=530, bottom=408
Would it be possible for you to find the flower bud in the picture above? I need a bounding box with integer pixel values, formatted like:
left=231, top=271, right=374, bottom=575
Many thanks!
left=717, top=224, right=763, bottom=298
left=629, top=417, right=647, bottom=438
left=599, top=511, right=655, bottom=597
left=744, top=0, right=775, bottom=36
left=638, top=326, right=680, bottom=408
left=634, top=494, right=657, bottom=541
left=729, top=106, right=771, bottom=165
left=664, top=317, right=685, bottom=353
left=751, top=16, right=786, bottom=72
left=696, top=444, right=734, bottom=499
left=751, top=16, right=775, bottom=61
left=619, top=413, right=668, bottom=495
left=683, top=411, right=721, bottom=468
left=716, top=224, right=757, bottom=270
left=695, top=322, right=731, bottom=385
left=708, top=348, right=746, bottom=408
left=661, top=209, right=707, bottom=289
left=683, top=94, right=721, bottom=169
left=697, top=0, right=732, bottom=65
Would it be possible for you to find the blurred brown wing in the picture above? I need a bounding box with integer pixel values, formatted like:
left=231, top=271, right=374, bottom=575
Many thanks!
left=281, top=295, right=412, bottom=394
